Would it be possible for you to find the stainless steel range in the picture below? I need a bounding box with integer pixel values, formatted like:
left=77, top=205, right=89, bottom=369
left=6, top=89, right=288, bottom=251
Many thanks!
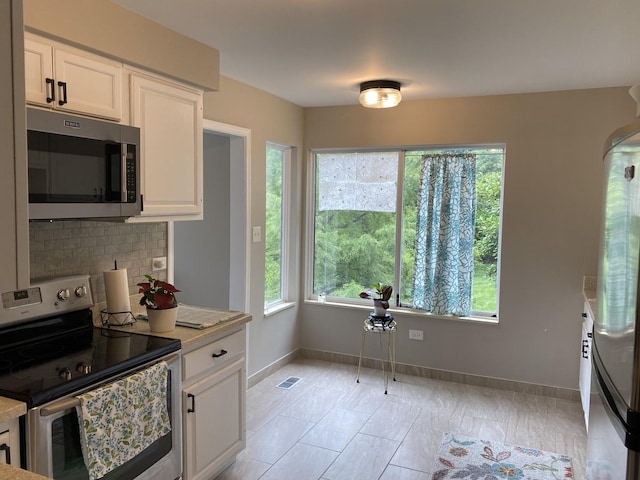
left=0, top=276, right=182, bottom=480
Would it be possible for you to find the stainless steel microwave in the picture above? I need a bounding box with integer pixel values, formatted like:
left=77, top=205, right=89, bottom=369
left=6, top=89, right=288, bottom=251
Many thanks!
left=27, top=108, right=141, bottom=220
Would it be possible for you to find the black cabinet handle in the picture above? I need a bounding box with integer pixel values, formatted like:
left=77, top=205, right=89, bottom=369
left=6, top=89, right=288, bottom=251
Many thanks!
left=187, top=393, right=195, bottom=413
left=45, top=78, right=55, bottom=103
left=58, top=81, right=67, bottom=106
left=0, top=443, right=11, bottom=465
left=582, top=340, right=589, bottom=358
left=212, top=349, right=228, bottom=358
left=581, top=313, right=587, bottom=318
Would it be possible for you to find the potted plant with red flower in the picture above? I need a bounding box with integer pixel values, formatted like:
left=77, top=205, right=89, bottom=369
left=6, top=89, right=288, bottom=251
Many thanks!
left=138, top=274, right=181, bottom=332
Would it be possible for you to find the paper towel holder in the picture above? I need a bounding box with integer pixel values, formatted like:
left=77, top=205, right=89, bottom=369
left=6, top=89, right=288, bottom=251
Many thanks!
left=100, top=309, right=136, bottom=327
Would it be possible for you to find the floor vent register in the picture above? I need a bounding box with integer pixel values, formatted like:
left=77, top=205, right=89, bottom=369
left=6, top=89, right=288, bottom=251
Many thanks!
left=276, top=376, right=302, bottom=390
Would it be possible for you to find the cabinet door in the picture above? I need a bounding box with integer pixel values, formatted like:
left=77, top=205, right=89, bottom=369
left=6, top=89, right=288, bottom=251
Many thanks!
left=24, top=38, right=53, bottom=106
left=54, top=48, right=122, bottom=120
left=183, top=358, right=245, bottom=480
left=0, top=418, right=21, bottom=467
left=130, top=73, right=203, bottom=219
left=579, top=304, right=593, bottom=430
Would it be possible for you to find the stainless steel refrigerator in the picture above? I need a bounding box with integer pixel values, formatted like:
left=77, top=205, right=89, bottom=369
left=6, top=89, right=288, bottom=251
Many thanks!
left=587, top=118, right=640, bottom=479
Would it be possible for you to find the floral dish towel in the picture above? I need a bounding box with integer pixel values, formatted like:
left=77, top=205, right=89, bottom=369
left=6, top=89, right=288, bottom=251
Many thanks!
left=75, top=361, right=171, bottom=480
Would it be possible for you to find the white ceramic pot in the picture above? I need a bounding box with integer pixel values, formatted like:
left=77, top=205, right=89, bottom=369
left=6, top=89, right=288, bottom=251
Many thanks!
left=146, top=306, right=178, bottom=333
left=373, top=299, right=388, bottom=317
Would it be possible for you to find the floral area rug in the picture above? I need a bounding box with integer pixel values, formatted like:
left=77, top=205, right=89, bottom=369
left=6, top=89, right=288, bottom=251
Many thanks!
left=432, top=433, right=573, bottom=479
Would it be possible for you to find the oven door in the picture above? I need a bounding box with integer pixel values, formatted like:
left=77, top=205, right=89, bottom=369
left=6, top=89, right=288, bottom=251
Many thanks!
left=26, top=353, right=181, bottom=480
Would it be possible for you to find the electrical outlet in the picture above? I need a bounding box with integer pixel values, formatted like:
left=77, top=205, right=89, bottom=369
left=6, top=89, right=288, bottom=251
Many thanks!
left=152, top=256, right=167, bottom=271
left=409, top=329, right=424, bottom=341
left=252, top=226, right=262, bottom=243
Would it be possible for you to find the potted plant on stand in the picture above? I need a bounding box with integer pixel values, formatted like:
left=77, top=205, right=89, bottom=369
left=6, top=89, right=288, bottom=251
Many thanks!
left=138, top=274, right=181, bottom=333
left=360, top=283, right=393, bottom=317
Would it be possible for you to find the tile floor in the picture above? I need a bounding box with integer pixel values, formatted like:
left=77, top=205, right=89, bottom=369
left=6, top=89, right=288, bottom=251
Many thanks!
left=216, top=358, right=587, bottom=480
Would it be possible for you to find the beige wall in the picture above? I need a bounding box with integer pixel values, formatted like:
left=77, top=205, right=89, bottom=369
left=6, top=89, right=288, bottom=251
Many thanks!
left=22, top=1, right=305, bottom=379
left=1, top=0, right=29, bottom=293
left=203, top=76, right=305, bottom=378
left=302, top=87, right=637, bottom=389
left=23, top=0, right=219, bottom=91
left=0, top=1, right=19, bottom=292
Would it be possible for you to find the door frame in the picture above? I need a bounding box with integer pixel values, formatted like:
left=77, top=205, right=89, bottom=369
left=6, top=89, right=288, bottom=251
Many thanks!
left=168, top=119, right=251, bottom=313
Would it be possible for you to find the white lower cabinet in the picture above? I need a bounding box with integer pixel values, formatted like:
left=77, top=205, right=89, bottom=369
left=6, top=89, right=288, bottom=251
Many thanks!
left=0, top=418, right=20, bottom=467
left=182, top=327, right=246, bottom=480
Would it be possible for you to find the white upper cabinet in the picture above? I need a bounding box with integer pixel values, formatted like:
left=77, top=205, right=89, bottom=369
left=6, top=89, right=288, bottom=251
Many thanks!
left=24, top=36, right=122, bottom=121
left=22, top=35, right=204, bottom=221
left=128, top=71, right=203, bottom=220
left=24, top=39, right=52, bottom=105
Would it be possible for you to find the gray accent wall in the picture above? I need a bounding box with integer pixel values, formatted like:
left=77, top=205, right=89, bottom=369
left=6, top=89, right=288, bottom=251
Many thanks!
left=174, top=133, right=231, bottom=309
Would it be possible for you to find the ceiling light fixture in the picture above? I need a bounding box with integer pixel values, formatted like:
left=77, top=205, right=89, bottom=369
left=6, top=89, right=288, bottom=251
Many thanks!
left=359, top=80, right=402, bottom=108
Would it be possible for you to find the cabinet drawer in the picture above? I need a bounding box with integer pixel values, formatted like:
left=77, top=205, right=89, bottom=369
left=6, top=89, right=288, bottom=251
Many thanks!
left=183, top=330, right=245, bottom=380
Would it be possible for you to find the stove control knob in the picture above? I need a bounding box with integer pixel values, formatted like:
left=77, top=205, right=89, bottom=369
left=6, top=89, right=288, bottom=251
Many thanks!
left=75, top=286, right=87, bottom=298
left=59, top=368, right=72, bottom=381
left=57, top=289, right=70, bottom=301
left=76, top=362, right=91, bottom=375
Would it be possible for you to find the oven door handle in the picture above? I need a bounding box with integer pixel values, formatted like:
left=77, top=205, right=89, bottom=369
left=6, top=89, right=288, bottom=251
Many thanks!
left=40, top=397, right=80, bottom=417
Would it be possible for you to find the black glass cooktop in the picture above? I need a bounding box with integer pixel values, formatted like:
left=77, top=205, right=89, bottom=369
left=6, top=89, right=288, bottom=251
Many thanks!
left=0, top=309, right=180, bottom=407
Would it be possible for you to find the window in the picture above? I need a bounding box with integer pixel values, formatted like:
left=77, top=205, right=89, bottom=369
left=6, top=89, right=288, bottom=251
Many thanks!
left=310, top=146, right=503, bottom=318
left=265, top=143, right=290, bottom=310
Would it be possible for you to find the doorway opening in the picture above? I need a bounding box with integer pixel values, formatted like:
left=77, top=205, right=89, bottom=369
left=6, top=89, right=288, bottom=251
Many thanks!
left=172, top=120, right=251, bottom=313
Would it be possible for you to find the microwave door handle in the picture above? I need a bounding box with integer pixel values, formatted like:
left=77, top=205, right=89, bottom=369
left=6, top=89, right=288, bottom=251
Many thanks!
left=121, top=143, right=128, bottom=202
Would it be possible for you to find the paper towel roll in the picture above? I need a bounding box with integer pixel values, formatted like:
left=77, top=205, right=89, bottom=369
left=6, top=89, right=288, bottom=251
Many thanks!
left=104, top=268, right=131, bottom=325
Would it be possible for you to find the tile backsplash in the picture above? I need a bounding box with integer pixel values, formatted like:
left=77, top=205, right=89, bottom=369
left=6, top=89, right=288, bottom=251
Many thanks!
left=29, top=220, right=167, bottom=303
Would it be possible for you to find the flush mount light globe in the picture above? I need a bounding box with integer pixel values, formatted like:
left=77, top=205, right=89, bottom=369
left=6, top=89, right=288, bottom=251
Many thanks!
left=359, top=80, right=402, bottom=108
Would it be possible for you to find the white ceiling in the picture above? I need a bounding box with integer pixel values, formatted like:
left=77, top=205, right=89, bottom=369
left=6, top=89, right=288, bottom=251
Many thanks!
left=114, top=0, right=640, bottom=107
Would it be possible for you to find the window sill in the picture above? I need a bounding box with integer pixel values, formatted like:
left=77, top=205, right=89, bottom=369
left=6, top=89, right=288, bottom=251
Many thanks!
left=264, top=301, right=296, bottom=318
left=305, top=299, right=499, bottom=325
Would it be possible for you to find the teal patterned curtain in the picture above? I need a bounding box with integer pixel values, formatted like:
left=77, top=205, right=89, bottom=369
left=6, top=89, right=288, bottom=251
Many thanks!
left=412, top=153, right=476, bottom=316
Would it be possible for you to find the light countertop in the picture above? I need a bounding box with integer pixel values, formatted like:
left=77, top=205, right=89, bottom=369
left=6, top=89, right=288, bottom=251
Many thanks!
left=0, top=397, right=26, bottom=424
left=0, top=463, right=50, bottom=480
left=97, top=304, right=252, bottom=352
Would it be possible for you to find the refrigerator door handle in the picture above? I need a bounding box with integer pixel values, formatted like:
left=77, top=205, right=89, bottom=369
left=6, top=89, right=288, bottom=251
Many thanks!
left=625, top=164, right=635, bottom=181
